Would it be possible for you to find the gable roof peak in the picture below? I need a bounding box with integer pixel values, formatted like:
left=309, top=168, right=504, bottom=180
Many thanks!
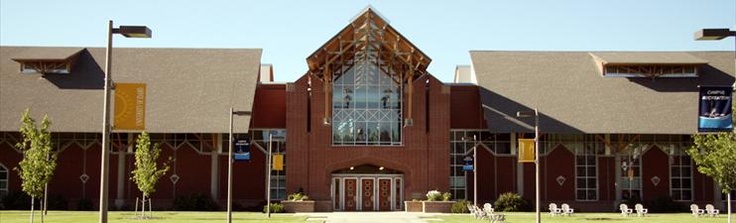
left=350, top=5, right=390, bottom=24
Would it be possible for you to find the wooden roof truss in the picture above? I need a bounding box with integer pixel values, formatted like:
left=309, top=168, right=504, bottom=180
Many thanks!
left=306, top=8, right=432, bottom=126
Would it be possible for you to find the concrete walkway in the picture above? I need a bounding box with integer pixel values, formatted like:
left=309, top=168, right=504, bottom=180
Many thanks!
left=297, top=212, right=445, bottom=223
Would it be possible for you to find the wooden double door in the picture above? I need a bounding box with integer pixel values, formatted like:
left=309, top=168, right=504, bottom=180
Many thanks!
left=332, top=174, right=403, bottom=211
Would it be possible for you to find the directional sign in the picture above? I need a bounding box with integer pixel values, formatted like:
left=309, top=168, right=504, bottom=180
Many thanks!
left=463, top=156, right=474, bottom=171
left=233, top=139, right=250, bottom=162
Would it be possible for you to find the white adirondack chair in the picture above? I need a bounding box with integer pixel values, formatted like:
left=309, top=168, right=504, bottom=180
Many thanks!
left=705, top=204, right=720, bottom=217
left=634, top=203, right=648, bottom=217
left=467, top=203, right=479, bottom=219
left=690, top=204, right=705, bottom=217
left=548, top=203, right=562, bottom=216
left=619, top=203, right=633, bottom=217
left=560, top=203, right=574, bottom=216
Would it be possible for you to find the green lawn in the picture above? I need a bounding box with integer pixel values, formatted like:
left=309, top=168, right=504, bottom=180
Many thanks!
left=0, top=211, right=731, bottom=223
left=0, top=211, right=307, bottom=223
left=434, top=212, right=731, bottom=223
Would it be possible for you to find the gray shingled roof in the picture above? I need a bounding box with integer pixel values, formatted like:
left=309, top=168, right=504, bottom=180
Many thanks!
left=471, top=51, right=735, bottom=134
left=1, top=46, right=262, bottom=133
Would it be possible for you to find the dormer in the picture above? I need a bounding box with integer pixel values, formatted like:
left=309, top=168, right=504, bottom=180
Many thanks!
left=590, top=52, right=708, bottom=78
left=12, top=48, right=83, bottom=75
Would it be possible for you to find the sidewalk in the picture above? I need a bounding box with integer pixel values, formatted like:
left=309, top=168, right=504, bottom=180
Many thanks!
left=297, top=212, right=445, bottom=223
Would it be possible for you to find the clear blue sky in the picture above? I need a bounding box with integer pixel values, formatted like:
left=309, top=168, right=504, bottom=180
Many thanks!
left=1, top=0, right=734, bottom=82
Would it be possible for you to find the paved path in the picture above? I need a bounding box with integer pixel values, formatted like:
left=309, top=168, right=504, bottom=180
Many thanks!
left=297, top=212, right=445, bottom=223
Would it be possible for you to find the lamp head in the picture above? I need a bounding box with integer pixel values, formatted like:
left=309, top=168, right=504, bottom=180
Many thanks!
left=694, top=28, right=735, bottom=41
left=116, top=26, right=152, bottom=38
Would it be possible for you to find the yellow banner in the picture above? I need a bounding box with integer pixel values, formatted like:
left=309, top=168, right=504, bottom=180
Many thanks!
left=272, top=154, right=284, bottom=171
left=114, top=83, right=146, bottom=131
left=518, top=138, right=535, bottom=163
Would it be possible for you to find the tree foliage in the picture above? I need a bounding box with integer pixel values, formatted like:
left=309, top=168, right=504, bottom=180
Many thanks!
left=687, top=132, right=736, bottom=194
left=14, top=109, right=56, bottom=223
left=14, top=109, right=57, bottom=199
left=131, top=131, right=169, bottom=198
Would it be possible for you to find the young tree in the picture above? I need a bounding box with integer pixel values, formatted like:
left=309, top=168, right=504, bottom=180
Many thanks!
left=131, top=131, right=169, bottom=219
left=688, top=132, right=736, bottom=223
left=14, top=109, right=56, bottom=223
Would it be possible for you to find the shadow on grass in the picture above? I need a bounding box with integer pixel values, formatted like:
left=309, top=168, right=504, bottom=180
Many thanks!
left=583, top=217, right=628, bottom=221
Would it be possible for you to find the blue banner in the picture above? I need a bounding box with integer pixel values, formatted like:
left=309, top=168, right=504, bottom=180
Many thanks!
left=234, top=139, right=251, bottom=162
left=698, top=86, right=733, bottom=132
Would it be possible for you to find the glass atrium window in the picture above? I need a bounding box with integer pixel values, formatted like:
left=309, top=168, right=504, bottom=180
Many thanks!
left=332, top=44, right=402, bottom=146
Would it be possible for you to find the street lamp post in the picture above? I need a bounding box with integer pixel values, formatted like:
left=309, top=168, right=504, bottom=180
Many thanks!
left=462, top=135, right=479, bottom=207
left=694, top=27, right=736, bottom=223
left=517, top=109, right=539, bottom=223
left=228, top=108, right=251, bottom=223
left=266, top=133, right=273, bottom=218
left=99, top=20, right=151, bottom=223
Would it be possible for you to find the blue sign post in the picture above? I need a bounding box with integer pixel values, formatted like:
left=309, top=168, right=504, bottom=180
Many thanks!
left=233, top=139, right=250, bottom=162
left=463, top=156, right=474, bottom=171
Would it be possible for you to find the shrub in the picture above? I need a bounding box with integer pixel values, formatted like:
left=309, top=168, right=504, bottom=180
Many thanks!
left=1, top=191, right=33, bottom=210
left=263, top=202, right=284, bottom=213
left=426, top=190, right=442, bottom=201
left=442, top=192, right=452, bottom=201
left=287, top=192, right=309, bottom=201
left=173, top=193, right=219, bottom=211
left=494, top=192, right=530, bottom=212
left=451, top=199, right=471, bottom=213
left=77, top=198, right=94, bottom=211
left=645, top=195, right=687, bottom=213
left=46, top=194, right=68, bottom=210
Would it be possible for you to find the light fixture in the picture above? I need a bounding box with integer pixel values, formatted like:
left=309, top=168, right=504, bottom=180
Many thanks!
left=694, top=28, right=736, bottom=41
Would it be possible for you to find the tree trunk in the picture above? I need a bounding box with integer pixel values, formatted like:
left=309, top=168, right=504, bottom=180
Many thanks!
left=43, top=182, right=48, bottom=216
left=30, top=197, right=34, bottom=223
left=141, top=194, right=146, bottom=219
left=728, top=192, right=732, bottom=223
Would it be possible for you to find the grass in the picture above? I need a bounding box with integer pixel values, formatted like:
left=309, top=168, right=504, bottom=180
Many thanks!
left=0, top=211, right=731, bottom=223
left=434, top=212, right=731, bottom=223
left=0, top=211, right=307, bottom=223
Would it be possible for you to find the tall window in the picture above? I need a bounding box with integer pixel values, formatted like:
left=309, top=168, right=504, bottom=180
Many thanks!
left=0, top=164, right=7, bottom=199
left=449, top=130, right=512, bottom=200
left=252, top=129, right=287, bottom=200
left=576, top=146, right=598, bottom=201
left=670, top=155, right=692, bottom=201
left=332, top=43, right=402, bottom=146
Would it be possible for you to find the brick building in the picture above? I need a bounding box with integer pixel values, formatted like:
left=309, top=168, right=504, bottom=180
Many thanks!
left=1, top=8, right=734, bottom=212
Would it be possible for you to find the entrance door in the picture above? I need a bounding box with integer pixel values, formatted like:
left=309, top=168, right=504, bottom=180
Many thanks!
left=361, top=178, right=375, bottom=211
left=332, top=174, right=403, bottom=211
left=344, top=178, right=358, bottom=211
left=378, top=178, right=392, bottom=211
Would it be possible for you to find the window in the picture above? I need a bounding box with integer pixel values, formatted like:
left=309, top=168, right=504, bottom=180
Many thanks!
left=448, top=130, right=513, bottom=200
left=603, top=65, right=698, bottom=78
left=0, top=164, right=7, bottom=199
left=670, top=155, right=693, bottom=201
left=331, top=45, right=402, bottom=146
left=575, top=146, right=598, bottom=201
left=252, top=129, right=287, bottom=200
